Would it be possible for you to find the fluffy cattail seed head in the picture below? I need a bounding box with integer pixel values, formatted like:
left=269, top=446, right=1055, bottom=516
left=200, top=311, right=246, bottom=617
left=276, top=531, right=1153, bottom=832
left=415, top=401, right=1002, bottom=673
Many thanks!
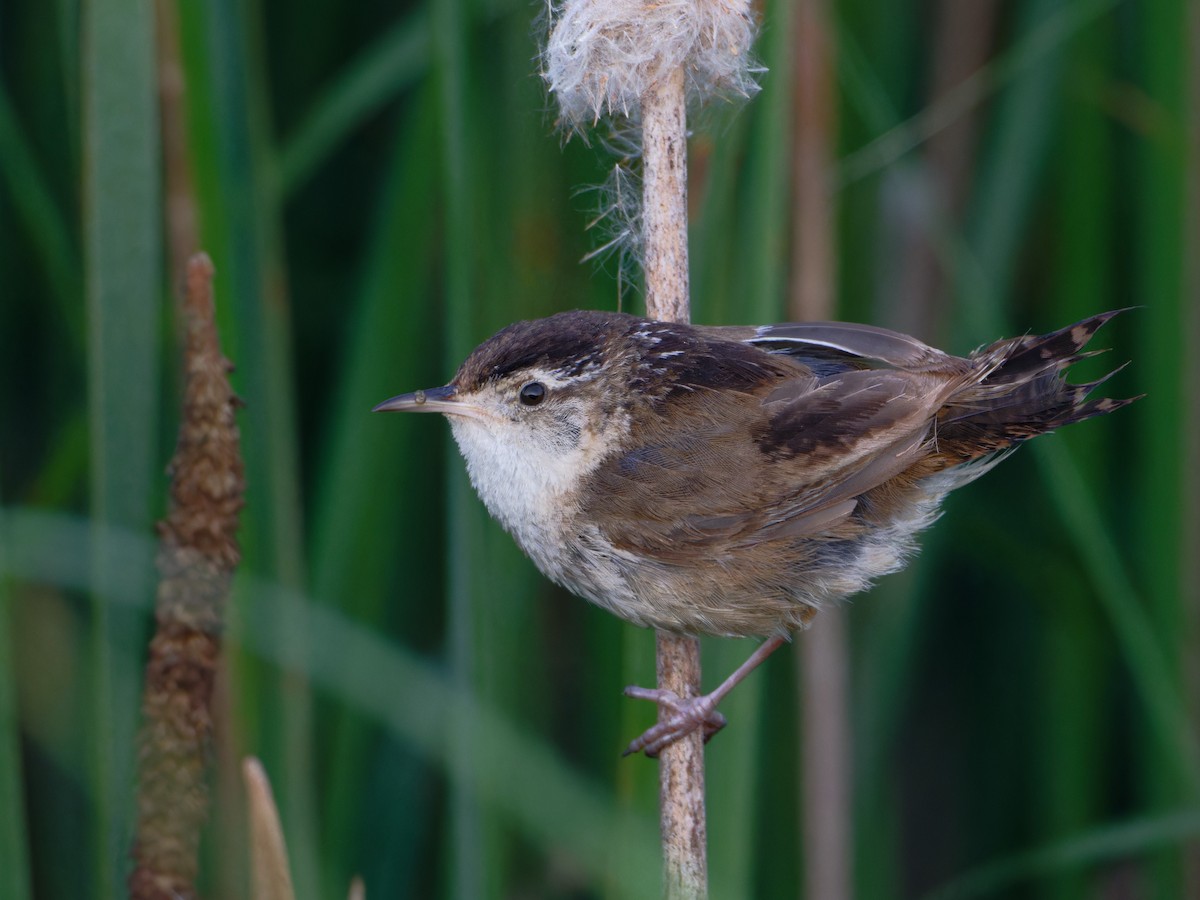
left=543, top=0, right=759, bottom=129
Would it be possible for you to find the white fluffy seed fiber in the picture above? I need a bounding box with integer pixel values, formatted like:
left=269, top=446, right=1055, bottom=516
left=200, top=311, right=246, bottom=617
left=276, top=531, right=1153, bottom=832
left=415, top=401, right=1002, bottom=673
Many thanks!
left=543, top=0, right=759, bottom=127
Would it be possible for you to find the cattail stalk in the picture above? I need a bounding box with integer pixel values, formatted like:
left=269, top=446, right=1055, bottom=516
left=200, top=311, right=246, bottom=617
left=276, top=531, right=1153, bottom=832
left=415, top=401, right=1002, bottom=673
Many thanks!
left=543, top=1, right=762, bottom=893
left=641, top=66, right=707, bottom=899
left=643, top=67, right=691, bottom=325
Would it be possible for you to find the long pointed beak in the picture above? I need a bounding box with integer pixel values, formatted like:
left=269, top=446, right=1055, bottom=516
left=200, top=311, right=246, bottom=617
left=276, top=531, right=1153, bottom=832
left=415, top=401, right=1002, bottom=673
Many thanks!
left=373, top=384, right=481, bottom=418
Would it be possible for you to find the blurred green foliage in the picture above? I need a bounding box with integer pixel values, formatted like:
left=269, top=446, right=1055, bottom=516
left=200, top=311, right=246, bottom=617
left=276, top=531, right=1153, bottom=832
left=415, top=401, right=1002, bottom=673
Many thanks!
left=1, top=0, right=1197, bottom=897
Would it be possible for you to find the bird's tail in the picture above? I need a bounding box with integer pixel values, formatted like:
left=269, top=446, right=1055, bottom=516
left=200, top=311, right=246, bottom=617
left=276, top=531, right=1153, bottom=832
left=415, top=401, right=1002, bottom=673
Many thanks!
left=934, top=310, right=1139, bottom=462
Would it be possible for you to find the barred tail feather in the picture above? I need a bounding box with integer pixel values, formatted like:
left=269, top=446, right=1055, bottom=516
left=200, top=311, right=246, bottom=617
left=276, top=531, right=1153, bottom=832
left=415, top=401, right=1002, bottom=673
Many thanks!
left=935, top=310, right=1139, bottom=462
left=977, top=308, right=1129, bottom=385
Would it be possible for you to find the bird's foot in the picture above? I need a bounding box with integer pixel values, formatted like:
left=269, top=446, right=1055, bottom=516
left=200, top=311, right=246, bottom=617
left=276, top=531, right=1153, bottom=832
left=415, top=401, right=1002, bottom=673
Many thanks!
left=621, top=686, right=729, bottom=758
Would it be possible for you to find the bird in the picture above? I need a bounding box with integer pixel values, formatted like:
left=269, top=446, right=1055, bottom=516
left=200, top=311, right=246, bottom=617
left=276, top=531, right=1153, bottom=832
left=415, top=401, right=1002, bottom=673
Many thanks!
left=374, top=309, right=1136, bottom=756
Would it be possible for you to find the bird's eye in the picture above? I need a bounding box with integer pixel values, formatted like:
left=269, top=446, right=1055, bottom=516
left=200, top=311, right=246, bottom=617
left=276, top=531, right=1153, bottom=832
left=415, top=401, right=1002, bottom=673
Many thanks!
left=518, top=381, right=547, bottom=407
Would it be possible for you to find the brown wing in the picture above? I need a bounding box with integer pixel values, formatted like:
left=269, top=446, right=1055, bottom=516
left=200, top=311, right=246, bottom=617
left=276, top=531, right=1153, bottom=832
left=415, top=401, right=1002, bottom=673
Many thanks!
left=583, top=358, right=957, bottom=563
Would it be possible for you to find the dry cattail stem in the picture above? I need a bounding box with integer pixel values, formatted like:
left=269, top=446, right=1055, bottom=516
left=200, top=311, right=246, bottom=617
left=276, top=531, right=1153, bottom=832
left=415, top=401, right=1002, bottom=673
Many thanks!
left=129, top=254, right=244, bottom=900
left=542, top=3, right=762, bottom=896
left=654, top=632, right=707, bottom=897
left=642, top=68, right=691, bottom=324
left=642, top=67, right=708, bottom=899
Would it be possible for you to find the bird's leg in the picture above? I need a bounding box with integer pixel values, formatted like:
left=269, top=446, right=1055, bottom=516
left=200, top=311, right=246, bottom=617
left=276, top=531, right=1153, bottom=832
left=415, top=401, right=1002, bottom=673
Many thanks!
left=622, top=634, right=788, bottom=758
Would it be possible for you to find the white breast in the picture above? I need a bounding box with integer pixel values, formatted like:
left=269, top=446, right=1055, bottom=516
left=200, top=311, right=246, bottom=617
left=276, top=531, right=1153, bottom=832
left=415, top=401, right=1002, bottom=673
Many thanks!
left=447, top=412, right=623, bottom=577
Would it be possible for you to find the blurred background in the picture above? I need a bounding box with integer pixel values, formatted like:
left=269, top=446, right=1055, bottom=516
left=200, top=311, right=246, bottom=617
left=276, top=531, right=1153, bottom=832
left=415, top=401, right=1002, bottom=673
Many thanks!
left=1, top=0, right=1197, bottom=897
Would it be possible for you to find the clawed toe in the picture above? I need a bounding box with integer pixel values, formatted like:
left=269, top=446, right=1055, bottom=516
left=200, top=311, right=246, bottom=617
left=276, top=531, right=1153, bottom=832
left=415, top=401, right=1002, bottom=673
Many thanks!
left=621, top=686, right=728, bottom=758
left=618, top=636, right=787, bottom=758
left=623, top=685, right=676, bottom=704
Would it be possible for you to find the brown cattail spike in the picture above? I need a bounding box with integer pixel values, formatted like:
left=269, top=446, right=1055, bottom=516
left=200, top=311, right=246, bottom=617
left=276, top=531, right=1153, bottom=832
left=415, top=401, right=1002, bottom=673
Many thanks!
left=129, top=253, right=245, bottom=900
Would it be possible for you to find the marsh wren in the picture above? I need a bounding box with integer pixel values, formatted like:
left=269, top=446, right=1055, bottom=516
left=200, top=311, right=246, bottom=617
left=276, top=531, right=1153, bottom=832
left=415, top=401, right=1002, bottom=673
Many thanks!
left=375, top=310, right=1134, bottom=756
